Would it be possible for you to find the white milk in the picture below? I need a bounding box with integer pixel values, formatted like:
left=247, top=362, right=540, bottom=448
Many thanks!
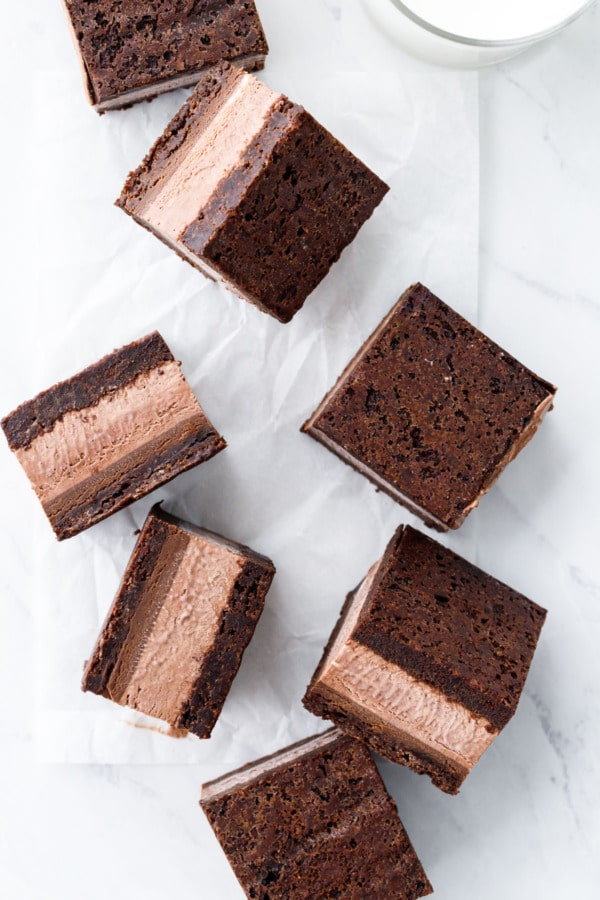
left=363, top=0, right=595, bottom=67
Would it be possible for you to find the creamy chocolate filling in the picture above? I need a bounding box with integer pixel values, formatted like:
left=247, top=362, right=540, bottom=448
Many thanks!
left=108, top=531, right=244, bottom=728
left=14, top=361, right=206, bottom=506
left=315, top=570, right=497, bottom=770
left=138, top=71, right=281, bottom=240
left=43, top=418, right=215, bottom=537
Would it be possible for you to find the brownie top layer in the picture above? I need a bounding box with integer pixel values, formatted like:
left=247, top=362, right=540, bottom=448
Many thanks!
left=201, top=729, right=432, bottom=899
left=354, top=525, right=547, bottom=730
left=2, top=332, right=173, bottom=451
left=307, top=283, right=556, bottom=525
left=64, top=0, right=268, bottom=105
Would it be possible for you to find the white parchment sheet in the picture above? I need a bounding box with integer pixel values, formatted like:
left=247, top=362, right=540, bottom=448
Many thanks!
left=29, top=2, right=479, bottom=767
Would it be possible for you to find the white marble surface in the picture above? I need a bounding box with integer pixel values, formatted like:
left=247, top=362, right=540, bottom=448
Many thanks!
left=1, top=2, right=600, bottom=899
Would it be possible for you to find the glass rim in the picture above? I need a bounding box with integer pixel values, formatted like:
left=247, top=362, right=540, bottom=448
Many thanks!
left=388, top=0, right=596, bottom=47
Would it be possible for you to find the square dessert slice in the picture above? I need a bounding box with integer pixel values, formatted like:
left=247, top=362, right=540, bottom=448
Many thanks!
left=83, top=504, right=275, bottom=737
left=304, top=525, right=547, bottom=794
left=117, top=61, right=389, bottom=323
left=1, top=332, right=225, bottom=540
left=200, top=728, right=432, bottom=899
left=62, top=0, right=268, bottom=112
left=302, top=283, right=557, bottom=530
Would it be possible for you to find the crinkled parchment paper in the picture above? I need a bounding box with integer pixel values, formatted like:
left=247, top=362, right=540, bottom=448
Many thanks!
left=30, top=0, right=479, bottom=767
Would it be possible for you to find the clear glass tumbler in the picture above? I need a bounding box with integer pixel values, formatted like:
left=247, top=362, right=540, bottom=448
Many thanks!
left=363, top=0, right=596, bottom=68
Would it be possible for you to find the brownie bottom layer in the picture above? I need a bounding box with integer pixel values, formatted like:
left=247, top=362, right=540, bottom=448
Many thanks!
left=49, top=423, right=225, bottom=540
left=95, top=54, right=266, bottom=113
left=178, top=561, right=272, bottom=738
left=304, top=684, right=469, bottom=795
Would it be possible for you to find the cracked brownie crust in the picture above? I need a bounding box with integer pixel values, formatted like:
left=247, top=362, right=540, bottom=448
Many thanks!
left=201, top=729, right=432, bottom=898
left=63, top=0, right=268, bottom=111
left=303, top=283, right=556, bottom=529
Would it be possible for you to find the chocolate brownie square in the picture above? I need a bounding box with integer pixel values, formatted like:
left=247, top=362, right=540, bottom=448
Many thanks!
left=304, top=525, right=547, bottom=794
left=1, top=332, right=225, bottom=539
left=83, top=504, right=275, bottom=737
left=201, top=728, right=432, bottom=898
left=62, top=0, right=269, bottom=112
left=303, top=283, right=557, bottom=530
left=117, top=62, right=389, bottom=323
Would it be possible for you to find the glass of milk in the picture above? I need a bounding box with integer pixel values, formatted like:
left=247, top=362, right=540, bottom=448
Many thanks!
left=363, top=0, right=596, bottom=67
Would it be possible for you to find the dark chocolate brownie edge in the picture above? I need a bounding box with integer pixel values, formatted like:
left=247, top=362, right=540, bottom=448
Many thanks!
left=365, top=757, right=435, bottom=898
left=61, top=0, right=99, bottom=106
left=82, top=512, right=172, bottom=695
left=99, top=53, right=266, bottom=113
left=123, top=207, right=287, bottom=321
left=119, top=209, right=221, bottom=285
left=178, top=559, right=275, bottom=737
left=302, top=290, right=414, bottom=434
left=51, top=424, right=226, bottom=541
left=1, top=332, right=172, bottom=451
left=446, top=390, right=555, bottom=529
